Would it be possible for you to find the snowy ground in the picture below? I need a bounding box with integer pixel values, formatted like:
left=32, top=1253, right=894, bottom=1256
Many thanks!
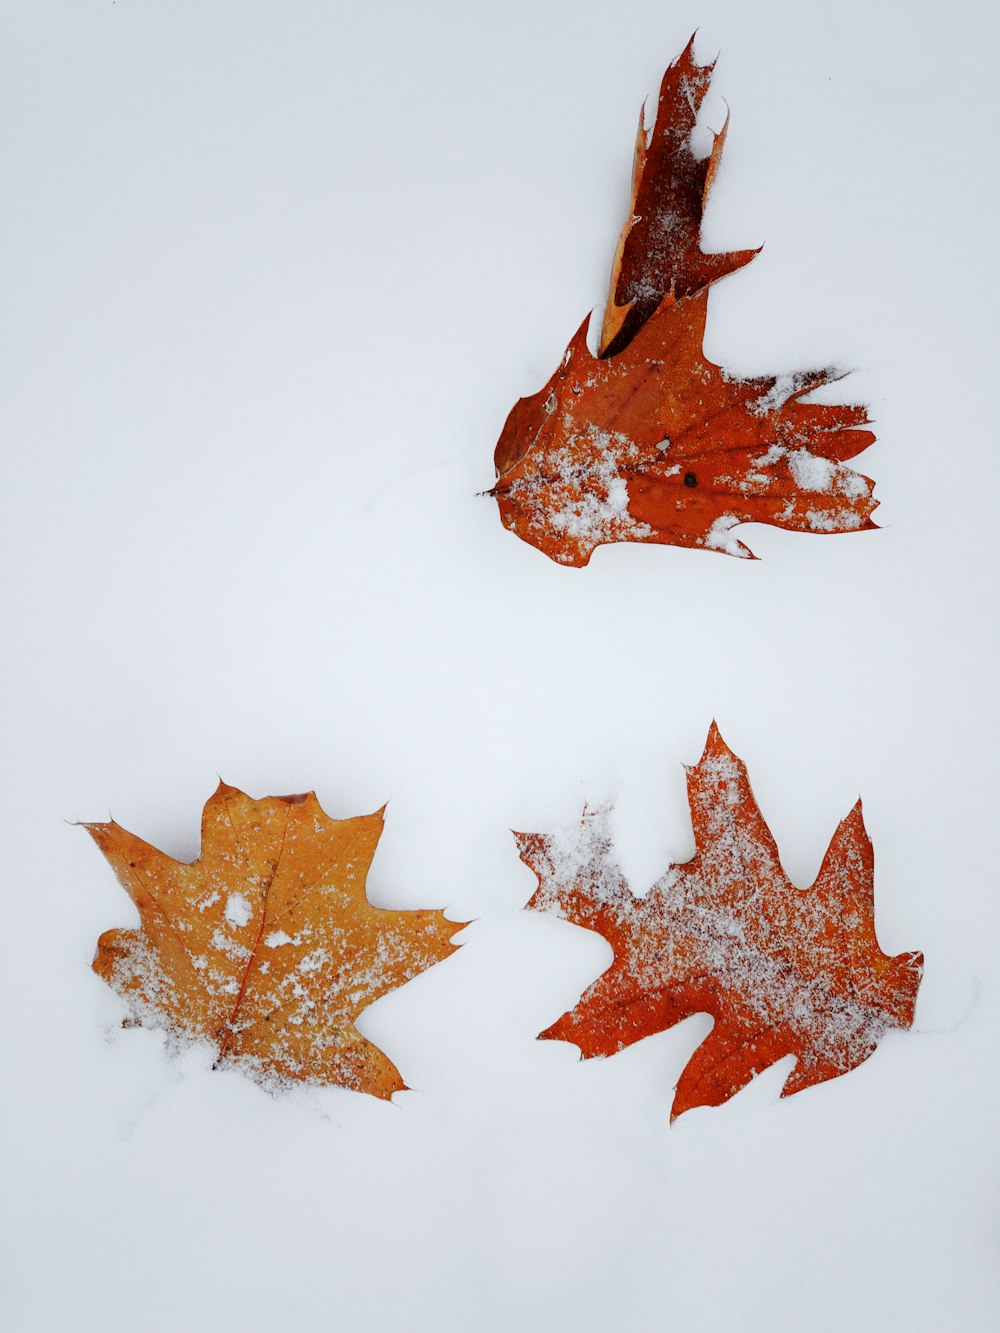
left=2, top=2, right=998, bottom=1330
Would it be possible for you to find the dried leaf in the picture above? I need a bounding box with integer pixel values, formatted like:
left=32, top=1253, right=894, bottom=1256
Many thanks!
left=85, top=783, right=461, bottom=1097
left=493, top=289, right=875, bottom=566
left=519, top=725, right=922, bottom=1119
left=492, top=44, right=877, bottom=565
left=599, top=35, right=759, bottom=358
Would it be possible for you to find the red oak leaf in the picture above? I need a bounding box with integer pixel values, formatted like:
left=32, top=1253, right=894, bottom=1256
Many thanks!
left=599, top=35, right=759, bottom=358
left=492, top=44, right=878, bottom=565
left=518, top=725, right=922, bottom=1119
left=493, top=288, right=875, bottom=566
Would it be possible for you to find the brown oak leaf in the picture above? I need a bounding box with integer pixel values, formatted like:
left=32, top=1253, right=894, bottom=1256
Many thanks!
left=85, top=783, right=461, bottom=1097
left=518, top=725, right=922, bottom=1119
left=599, top=34, right=759, bottom=358
left=492, top=44, right=877, bottom=566
left=492, top=288, right=875, bottom=566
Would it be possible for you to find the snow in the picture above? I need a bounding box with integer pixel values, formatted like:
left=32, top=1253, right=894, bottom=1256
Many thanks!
left=505, top=425, right=654, bottom=562
left=2, top=5, right=999, bottom=1333
left=750, top=372, right=802, bottom=415
left=223, top=892, right=252, bottom=928
left=805, top=505, right=864, bottom=532
left=524, top=803, right=627, bottom=914
left=788, top=448, right=837, bottom=493
left=704, top=513, right=745, bottom=555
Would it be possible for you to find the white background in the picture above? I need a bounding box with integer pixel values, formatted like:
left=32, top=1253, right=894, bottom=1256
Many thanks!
left=2, top=2, right=998, bottom=1329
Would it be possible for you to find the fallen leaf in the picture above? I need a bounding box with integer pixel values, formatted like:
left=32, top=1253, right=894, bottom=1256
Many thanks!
left=519, top=725, right=922, bottom=1119
left=85, top=783, right=461, bottom=1097
left=492, top=289, right=875, bottom=566
left=599, top=34, right=759, bottom=359
left=492, top=42, right=877, bottom=565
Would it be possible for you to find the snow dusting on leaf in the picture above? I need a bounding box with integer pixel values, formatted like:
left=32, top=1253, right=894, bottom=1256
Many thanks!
left=83, top=783, right=462, bottom=1098
left=519, top=725, right=923, bottom=1119
left=492, top=41, right=879, bottom=565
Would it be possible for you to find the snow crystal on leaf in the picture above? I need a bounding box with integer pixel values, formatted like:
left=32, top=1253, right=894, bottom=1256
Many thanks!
left=224, top=893, right=252, bottom=928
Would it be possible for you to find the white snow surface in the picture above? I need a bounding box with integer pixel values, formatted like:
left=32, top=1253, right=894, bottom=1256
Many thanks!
left=2, top=5, right=999, bottom=1333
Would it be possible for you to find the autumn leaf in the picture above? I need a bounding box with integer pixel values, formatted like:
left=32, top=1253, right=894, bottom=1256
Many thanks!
left=492, top=289, right=875, bottom=565
left=84, top=783, right=461, bottom=1097
left=519, top=725, right=922, bottom=1119
left=599, top=34, right=759, bottom=358
left=492, top=42, right=877, bottom=566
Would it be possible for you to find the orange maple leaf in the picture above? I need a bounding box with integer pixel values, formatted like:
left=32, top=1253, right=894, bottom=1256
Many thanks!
left=492, top=43, right=877, bottom=565
left=85, top=783, right=461, bottom=1097
left=518, top=725, right=922, bottom=1119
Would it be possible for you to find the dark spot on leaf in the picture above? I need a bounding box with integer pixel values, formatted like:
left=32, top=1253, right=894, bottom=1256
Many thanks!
left=684, top=472, right=697, bottom=488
